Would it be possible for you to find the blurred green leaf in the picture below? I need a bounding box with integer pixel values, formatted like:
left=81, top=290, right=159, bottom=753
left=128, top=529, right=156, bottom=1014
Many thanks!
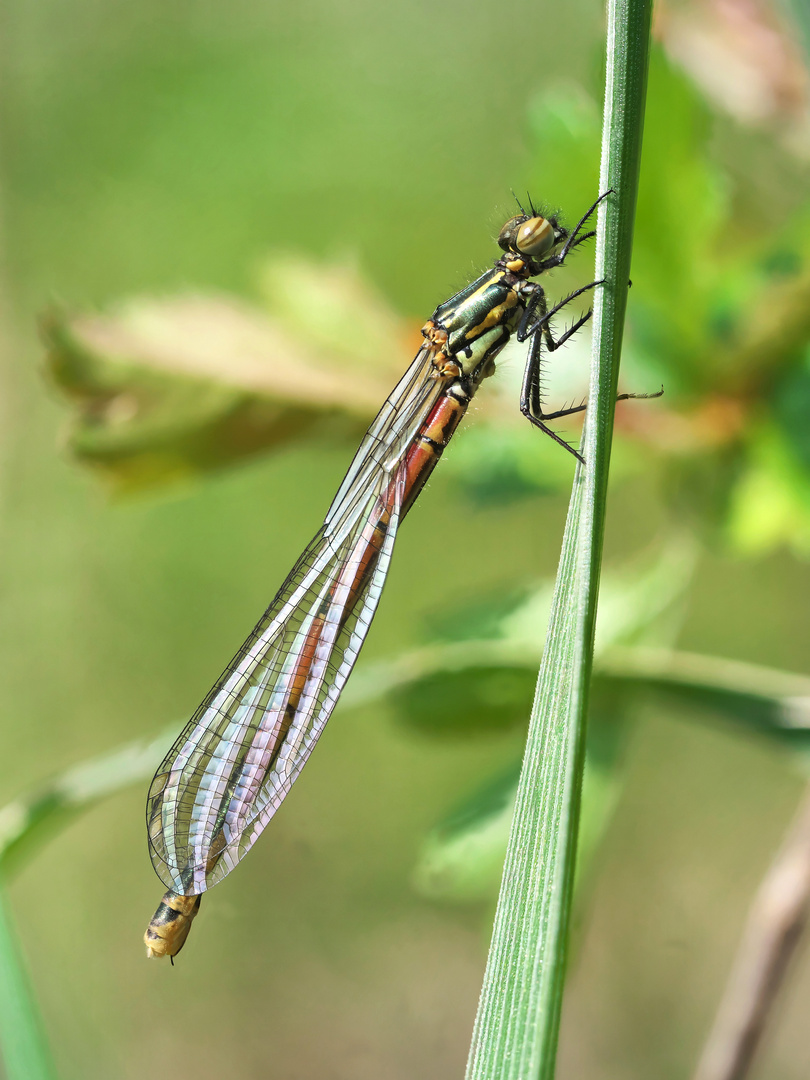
left=631, top=50, right=810, bottom=397
left=412, top=688, right=633, bottom=905
left=394, top=665, right=537, bottom=738
left=412, top=766, right=518, bottom=904
left=410, top=643, right=810, bottom=906
left=773, top=345, right=810, bottom=470
left=575, top=683, right=634, bottom=886
left=631, top=49, right=731, bottom=389
left=255, top=252, right=417, bottom=374
left=601, top=645, right=810, bottom=756
left=350, top=633, right=810, bottom=751
left=786, top=0, right=810, bottom=65
left=387, top=535, right=697, bottom=741
left=442, top=422, right=580, bottom=505
left=727, top=423, right=810, bottom=556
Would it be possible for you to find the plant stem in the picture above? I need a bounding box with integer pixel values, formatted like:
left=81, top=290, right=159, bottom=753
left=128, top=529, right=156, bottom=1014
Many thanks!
left=692, top=782, right=810, bottom=1080
left=464, top=1, right=653, bottom=1077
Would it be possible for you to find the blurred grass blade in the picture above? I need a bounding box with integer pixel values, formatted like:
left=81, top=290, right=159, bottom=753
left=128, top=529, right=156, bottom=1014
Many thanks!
left=0, top=726, right=176, bottom=878
left=0, top=879, right=56, bottom=1080
left=601, top=646, right=810, bottom=754
left=465, top=1, right=653, bottom=1077
left=1, top=642, right=806, bottom=903
left=0, top=728, right=179, bottom=1080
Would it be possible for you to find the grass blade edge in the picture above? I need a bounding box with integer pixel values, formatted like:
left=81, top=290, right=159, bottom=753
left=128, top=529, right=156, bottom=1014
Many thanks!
left=465, top=2, right=653, bottom=1077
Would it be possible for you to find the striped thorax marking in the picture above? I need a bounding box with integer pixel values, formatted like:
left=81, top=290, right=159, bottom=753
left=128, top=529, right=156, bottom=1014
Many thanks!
left=426, top=264, right=529, bottom=379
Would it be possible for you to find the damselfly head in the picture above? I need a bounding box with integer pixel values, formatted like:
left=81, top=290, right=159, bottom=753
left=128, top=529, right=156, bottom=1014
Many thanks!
left=497, top=214, right=562, bottom=259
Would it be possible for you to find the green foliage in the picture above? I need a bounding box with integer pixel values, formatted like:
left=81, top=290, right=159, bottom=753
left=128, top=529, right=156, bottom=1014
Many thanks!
left=8, top=0, right=810, bottom=1074
left=42, top=45, right=810, bottom=556
left=0, top=883, right=55, bottom=1080
left=393, top=665, right=536, bottom=737
left=524, top=48, right=810, bottom=557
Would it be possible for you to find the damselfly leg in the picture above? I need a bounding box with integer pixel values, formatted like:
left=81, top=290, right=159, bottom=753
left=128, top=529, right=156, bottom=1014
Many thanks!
left=516, top=278, right=601, bottom=462
left=536, top=190, right=609, bottom=271
left=518, top=270, right=662, bottom=463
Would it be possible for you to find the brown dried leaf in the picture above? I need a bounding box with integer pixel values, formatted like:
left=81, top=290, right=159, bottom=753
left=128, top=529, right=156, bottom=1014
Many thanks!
left=43, top=267, right=414, bottom=492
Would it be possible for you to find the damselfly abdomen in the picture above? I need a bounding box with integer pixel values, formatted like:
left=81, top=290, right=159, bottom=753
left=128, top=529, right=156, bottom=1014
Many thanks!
left=144, top=192, right=634, bottom=958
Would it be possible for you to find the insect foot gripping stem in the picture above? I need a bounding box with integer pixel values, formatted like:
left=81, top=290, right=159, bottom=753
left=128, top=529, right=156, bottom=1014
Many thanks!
left=144, top=890, right=201, bottom=961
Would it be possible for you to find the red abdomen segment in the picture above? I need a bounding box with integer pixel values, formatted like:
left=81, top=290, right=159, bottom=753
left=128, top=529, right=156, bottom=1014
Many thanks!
left=401, top=383, right=470, bottom=517
left=315, top=380, right=471, bottom=642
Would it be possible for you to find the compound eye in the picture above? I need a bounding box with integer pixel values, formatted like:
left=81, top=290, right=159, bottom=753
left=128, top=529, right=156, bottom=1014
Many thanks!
left=497, top=216, right=523, bottom=252
left=515, top=216, right=555, bottom=257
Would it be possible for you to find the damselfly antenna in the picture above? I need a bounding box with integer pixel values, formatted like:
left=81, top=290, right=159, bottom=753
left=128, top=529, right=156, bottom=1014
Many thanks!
left=511, top=188, right=527, bottom=216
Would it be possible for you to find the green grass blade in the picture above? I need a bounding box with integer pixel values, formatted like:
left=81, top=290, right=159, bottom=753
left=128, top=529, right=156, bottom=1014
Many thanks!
left=0, top=728, right=177, bottom=1080
left=786, top=0, right=810, bottom=64
left=0, top=878, right=57, bottom=1080
left=464, top=2, right=653, bottom=1077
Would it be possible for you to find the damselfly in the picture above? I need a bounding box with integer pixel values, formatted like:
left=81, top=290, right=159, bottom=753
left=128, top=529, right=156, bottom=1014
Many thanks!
left=144, top=191, right=649, bottom=959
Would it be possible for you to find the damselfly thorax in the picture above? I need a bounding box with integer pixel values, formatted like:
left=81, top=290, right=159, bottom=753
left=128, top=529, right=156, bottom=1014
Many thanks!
left=144, top=192, right=655, bottom=959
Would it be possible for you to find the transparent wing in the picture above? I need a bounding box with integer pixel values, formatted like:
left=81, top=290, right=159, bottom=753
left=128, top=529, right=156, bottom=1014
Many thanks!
left=325, top=344, right=441, bottom=532
left=147, top=344, right=442, bottom=895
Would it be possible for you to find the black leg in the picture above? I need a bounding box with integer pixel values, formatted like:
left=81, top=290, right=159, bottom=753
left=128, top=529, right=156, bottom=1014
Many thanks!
left=517, top=280, right=603, bottom=344
left=560, top=190, right=611, bottom=259
left=537, top=190, right=612, bottom=272
left=516, top=284, right=544, bottom=343
left=519, top=325, right=586, bottom=464
left=616, top=388, right=665, bottom=403
left=530, top=387, right=664, bottom=425
left=516, top=272, right=661, bottom=463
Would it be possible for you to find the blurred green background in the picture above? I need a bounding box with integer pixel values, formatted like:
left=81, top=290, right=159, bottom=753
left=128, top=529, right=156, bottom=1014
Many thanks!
left=3, top=0, right=810, bottom=1077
